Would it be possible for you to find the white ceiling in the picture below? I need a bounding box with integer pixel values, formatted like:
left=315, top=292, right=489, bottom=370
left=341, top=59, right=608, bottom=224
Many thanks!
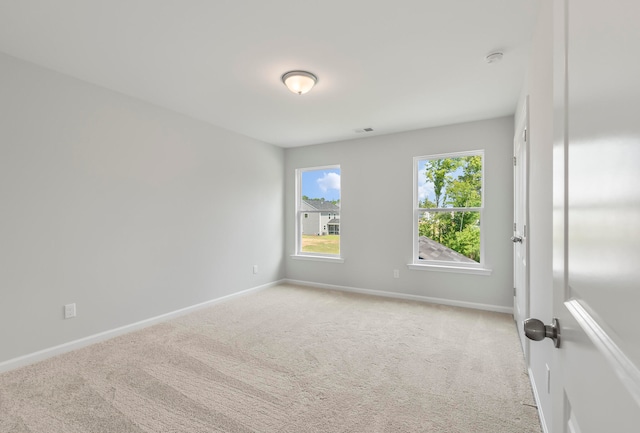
left=0, top=1, right=539, bottom=147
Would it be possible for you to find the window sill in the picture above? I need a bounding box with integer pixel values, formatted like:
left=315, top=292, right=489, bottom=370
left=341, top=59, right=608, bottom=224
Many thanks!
left=406, top=263, right=492, bottom=276
left=291, top=255, right=345, bottom=264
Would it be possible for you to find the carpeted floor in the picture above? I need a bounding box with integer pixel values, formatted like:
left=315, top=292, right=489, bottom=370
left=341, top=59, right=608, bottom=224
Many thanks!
left=0, top=284, right=541, bottom=432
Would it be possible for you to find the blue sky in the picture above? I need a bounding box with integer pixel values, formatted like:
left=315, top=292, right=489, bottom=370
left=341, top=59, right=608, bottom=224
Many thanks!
left=302, top=168, right=340, bottom=201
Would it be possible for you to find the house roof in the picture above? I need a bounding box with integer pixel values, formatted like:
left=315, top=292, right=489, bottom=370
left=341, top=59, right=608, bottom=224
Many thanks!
left=302, top=199, right=340, bottom=212
left=418, top=236, right=476, bottom=263
left=327, top=218, right=340, bottom=224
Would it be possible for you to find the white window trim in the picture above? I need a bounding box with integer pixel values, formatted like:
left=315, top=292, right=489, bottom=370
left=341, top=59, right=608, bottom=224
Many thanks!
left=410, top=150, right=491, bottom=274
left=406, top=263, right=492, bottom=276
left=293, top=165, right=342, bottom=261
left=290, top=254, right=345, bottom=263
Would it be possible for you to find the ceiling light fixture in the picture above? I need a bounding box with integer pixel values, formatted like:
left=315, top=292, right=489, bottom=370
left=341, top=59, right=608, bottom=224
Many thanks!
left=281, top=70, right=318, bottom=95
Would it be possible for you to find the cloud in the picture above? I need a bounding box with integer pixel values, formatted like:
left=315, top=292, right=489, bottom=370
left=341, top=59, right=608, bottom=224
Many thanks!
left=417, top=166, right=434, bottom=203
left=317, top=172, right=341, bottom=193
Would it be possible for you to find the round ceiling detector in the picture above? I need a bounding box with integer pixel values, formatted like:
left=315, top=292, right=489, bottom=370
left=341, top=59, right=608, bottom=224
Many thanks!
left=485, top=52, right=504, bottom=64
left=281, top=70, right=318, bottom=95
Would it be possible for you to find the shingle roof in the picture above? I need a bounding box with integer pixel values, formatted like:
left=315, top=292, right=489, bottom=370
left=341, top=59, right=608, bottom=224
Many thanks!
left=302, top=199, right=340, bottom=211
left=418, top=236, right=476, bottom=263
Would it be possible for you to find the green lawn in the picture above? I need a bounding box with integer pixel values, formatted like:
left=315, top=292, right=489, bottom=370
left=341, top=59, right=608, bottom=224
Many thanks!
left=302, top=235, right=340, bottom=254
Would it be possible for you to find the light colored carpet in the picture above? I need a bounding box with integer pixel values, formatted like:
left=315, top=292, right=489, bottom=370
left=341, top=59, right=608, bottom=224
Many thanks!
left=0, top=284, right=541, bottom=432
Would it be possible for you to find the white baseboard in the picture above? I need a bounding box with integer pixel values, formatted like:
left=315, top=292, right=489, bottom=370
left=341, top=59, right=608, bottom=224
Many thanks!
left=0, top=280, right=284, bottom=374
left=528, top=366, right=550, bottom=433
left=283, top=279, right=513, bottom=314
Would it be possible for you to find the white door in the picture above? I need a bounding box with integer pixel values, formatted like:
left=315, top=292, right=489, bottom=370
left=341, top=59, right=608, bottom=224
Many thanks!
left=546, top=1, right=640, bottom=431
left=513, top=97, right=529, bottom=357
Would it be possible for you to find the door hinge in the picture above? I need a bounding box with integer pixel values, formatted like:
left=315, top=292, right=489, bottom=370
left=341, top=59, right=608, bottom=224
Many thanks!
left=523, top=128, right=528, bottom=142
left=514, top=287, right=517, bottom=297
left=513, top=222, right=517, bottom=231
left=513, top=156, right=517, bottom=166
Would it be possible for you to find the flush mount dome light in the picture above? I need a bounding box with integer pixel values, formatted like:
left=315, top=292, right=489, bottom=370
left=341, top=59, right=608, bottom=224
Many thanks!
left=281, top=70, right=317, bottom=95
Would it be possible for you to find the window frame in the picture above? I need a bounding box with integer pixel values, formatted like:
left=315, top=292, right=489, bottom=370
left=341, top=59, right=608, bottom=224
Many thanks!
left=293, top=165, right=343, bottom=262
left=410, top=150, right=490, bottom=274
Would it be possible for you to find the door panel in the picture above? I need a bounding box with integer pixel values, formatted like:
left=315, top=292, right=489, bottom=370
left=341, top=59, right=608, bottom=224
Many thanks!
left=565, top=403, right=582, bottom=433
left=560, top=306, right=640, bottom=432
left=551, top=0, right=640, bottom=431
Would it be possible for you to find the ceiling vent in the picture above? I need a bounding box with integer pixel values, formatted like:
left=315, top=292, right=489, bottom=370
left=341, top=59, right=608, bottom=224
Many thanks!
left=485, top=51, right=504, bottom=64
left=354, top=127, right=374, bottom=133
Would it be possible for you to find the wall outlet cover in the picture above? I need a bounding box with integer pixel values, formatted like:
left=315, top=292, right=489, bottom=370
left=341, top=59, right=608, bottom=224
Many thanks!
left=64, top=303, right=76, bottom=319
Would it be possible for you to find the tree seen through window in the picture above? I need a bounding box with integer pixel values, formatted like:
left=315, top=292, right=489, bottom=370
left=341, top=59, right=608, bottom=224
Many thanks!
left=417, top=153, right=483, bottom=263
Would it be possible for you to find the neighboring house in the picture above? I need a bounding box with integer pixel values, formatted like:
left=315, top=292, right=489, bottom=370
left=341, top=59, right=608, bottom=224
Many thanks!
left=300, top=199, right=340, bottom=235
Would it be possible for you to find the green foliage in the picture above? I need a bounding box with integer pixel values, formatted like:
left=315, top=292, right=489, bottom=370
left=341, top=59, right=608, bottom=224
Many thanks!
left=420, top=155, right=482, bottom=262
left=423, top=158, right=462, bottom=207
left=445, top=218, right=480, bottom=261
left=420, top=198, right=437, bottom=208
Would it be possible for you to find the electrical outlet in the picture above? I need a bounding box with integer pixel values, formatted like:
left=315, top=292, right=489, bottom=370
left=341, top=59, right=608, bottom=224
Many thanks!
left=64, top=303, right=76, bottom=319
left=393, top=269, right=400, bottom=278
left=253, top=265, right=258, bottom=274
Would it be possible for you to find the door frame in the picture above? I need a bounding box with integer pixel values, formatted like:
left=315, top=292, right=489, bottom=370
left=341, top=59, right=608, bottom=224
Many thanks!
left=513, top=96, right=531, bottom=360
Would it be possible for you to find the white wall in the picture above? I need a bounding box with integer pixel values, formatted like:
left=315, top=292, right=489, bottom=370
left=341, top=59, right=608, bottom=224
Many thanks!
left=516, top=2, right=554, bottom=431
left=285, top=117, right=515, bottom=310
left=0, top=53, right=285, bottom=364
left=0, top=51, right=520, bottom=368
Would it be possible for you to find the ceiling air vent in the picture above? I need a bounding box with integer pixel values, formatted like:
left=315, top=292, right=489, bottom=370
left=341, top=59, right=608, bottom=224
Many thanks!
left=354, top=127, right=374, bottom=133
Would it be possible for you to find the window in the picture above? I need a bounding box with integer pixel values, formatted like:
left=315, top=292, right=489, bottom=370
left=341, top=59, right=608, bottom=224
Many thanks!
left=295, top=166, right=341, bottom=259
left=413, top=151, right=485, bottom=270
